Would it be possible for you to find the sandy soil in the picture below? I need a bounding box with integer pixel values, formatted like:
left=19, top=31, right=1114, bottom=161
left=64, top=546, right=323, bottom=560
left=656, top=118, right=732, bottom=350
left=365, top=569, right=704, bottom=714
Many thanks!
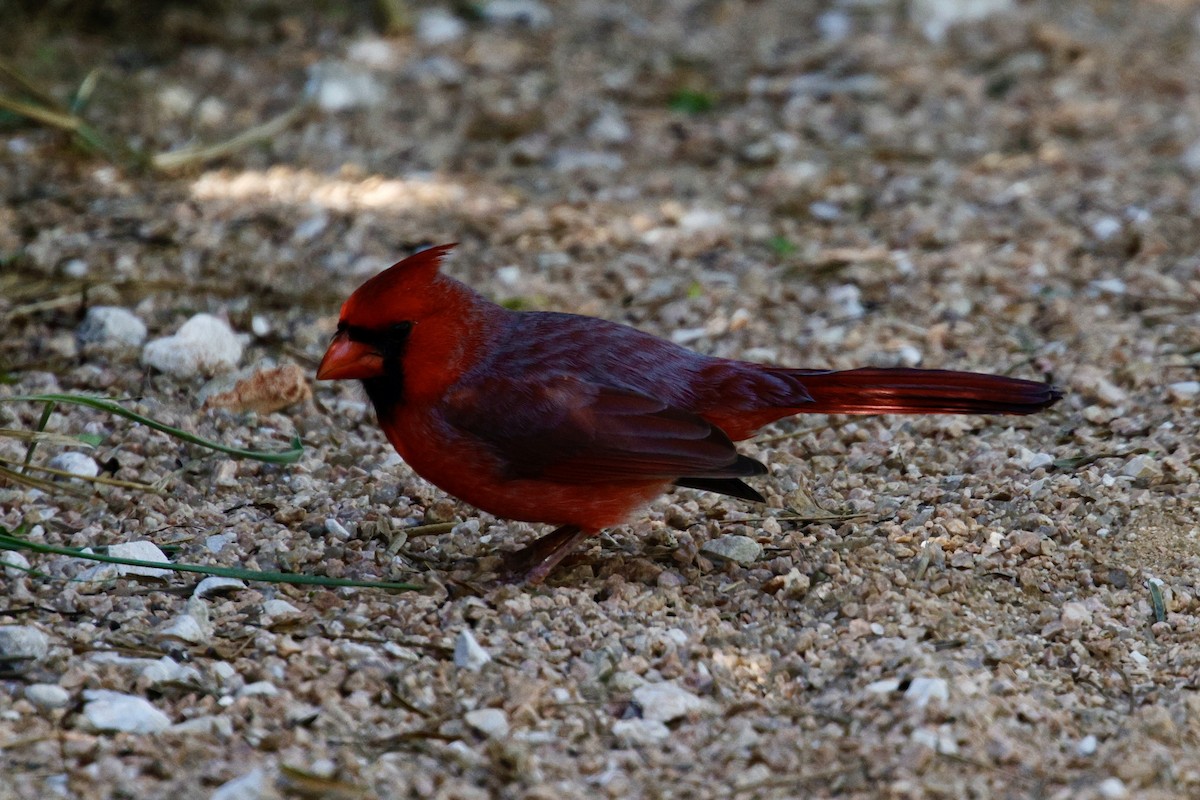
left=2, top=1, right=1199, bottom=798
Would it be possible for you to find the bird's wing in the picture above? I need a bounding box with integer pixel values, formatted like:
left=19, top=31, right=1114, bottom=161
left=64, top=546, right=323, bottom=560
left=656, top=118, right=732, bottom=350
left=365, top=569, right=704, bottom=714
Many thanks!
left=442, top=374, right=765, bottom=483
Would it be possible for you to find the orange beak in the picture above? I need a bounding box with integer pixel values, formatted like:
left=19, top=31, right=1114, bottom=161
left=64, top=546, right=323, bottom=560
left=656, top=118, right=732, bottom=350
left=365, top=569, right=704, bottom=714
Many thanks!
left=316, top=330, right=385, bottom=380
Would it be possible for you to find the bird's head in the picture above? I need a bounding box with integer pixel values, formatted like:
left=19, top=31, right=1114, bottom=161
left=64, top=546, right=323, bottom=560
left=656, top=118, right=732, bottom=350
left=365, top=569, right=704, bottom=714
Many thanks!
left=316, top=243, right=457, bottom=381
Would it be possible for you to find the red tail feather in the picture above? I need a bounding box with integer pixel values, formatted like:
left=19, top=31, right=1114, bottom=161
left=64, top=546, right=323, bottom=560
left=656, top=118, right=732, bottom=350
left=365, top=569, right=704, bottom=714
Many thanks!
left=792, top=368, right=1062, bottom=416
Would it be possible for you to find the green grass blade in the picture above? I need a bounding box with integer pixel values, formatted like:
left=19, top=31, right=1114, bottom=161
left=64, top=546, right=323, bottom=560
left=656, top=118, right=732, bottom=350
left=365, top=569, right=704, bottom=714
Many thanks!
left=0, top=530, right=421, bottom=592
left=2, top=394, right=303, bottom=463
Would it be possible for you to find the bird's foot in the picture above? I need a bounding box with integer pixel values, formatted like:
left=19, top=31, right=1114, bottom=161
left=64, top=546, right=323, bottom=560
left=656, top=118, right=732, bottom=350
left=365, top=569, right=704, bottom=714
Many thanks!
left=501, top=524, right=594, bottom=585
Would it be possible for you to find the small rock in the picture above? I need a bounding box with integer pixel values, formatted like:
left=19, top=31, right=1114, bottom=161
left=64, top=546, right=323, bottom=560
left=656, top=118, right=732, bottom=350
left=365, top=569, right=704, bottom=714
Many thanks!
left=911, top=726, right=958, bottom=755
left=464, top=708, right=510, bottom=738
left=25, top=683, right=71, bottom=710
left=588, top=110, right=631, bottom=145
left=211, top=767, right=273, bottom=800
left=1122, top=455, right=1161, bottom=481
left=140, top=656, right=202, bottom=686
left=454, top=629, right=492, bottom=672
left=77, top=306, right=147, bottom=349
left=143, top=314, right=244, bottom=377
left=1097, top=777, right=1129, bottom=800
left=700, top=535, right=762, bottom=566
left=160, top=600, right=210, bottom=644
left=827, top=284, right=864, bottom=319
left=82, top=690, right=171, bottom=734
left=0, top=625, right=50, bottom=663
left=552, top=149, right=625, bottom=172
left=307, top=62, right=386, bottom=112
left=261, top=599, right=302, bottom=622
left=1090, top=216, right=1123, bottom=241
left=107, top=540, right=172, bottom=579
left=238, top=681, right=279, bottom=698
left=1016, top=447, right=1054, bottom=470
left=324, top=518, right=352, bottom=540
left=63, top=258, right=89, bottom=277
left=1167, top=381, right=1199, bottom=402
left=632, top=681, right=711, bottom=723
left=1182, top=139, right=1200, bottom=177
left=904, top=677, right=949, bottom=708
left=866, top=678, right=902, bottom=694
left=910, top=0, right=1015, bottom=43
left=612, top=718, right=670, bottom=746
left=347, top=37, right=402, bottom=69
left=816, top=10, right=852, bottom=42
left=2, top=550, right=31, bottom=578
left=678, top=208, right=726, bottom=234
left=1077, top=734, right=1098, bottom=756
left=417, top=9, right=467, bottom=45
left=1061, top=601, right=1092, bottom=633
left=47, top=451, right=99, bottom=479
left=160, top=614, right=207, bottom=644
left=1089, top=278, right=1126, bottom=295
left=482, top=0, right=551, bottom=28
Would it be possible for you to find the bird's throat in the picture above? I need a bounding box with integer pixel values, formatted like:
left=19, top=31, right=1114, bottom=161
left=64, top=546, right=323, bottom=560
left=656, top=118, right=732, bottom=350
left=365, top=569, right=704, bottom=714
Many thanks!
left=362, top=367, right=405, bottom=410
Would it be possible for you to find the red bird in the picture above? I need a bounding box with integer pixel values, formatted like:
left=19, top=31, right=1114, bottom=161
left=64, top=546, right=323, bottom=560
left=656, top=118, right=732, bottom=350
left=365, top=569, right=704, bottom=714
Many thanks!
left=317, top=245, right=1061, bottom=583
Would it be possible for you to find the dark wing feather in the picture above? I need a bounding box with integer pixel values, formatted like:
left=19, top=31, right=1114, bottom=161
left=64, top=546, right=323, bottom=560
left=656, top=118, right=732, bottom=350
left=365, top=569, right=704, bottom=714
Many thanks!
left=443, top=374, right=765, bottom=484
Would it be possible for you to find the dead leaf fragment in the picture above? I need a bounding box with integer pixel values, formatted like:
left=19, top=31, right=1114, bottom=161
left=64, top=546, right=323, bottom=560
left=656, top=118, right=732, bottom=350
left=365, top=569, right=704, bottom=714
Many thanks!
left=202, top=363, right=311, bottom=414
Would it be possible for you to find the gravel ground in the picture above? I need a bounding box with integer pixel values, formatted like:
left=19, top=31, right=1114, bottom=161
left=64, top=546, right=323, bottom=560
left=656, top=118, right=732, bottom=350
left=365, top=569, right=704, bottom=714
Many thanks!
left=2, top=1, right=1199, bottom=798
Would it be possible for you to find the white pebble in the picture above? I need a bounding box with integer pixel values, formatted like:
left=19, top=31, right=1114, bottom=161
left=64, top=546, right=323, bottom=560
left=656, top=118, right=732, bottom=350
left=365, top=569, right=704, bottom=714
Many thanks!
left=1076, top=734, right=1098, bottom=756
left=910, top=0, right=1015, bottom=43
left=1168, top=381, right=1199, bottom=401
left=238, top=681, right=279, bottom=698
left=454, top=629, right=492, bottom=672
left=612, top=718, right=670, bottom=746
left=324, top=518, right=352, bottom=540
left=211, top=768, right=271, bottom=800
left=47, top=452, right=99, bottom=479
left=1097, top=777, right=1128, bottom=800
left=63, top=258, right=89, bottom=277
left=464, top=708, right=510, bottom=738
left=588, top=110, right=631, bottom=145
left=496, top=265, right=522, bottom=286
left=1122, top=454, right=1161, bottom=480
left=82, top=690, right=171, bottom=734
left=347, top=37, right=401, bottom=69
left=417, top=9, right=467, bottom=45
left=700, top=535, right=762, bottom=566
left=904, top=676, right=949, bottom=708
left=141, top=656, right=202, bottom=686
left=678, top=208, right=726, bottom=234
left=77, top=306, right=147, bottom=349
left=142, top=313, right=244, bottom=377
left=632, top=681, right=712, bottom=723
left=482, top=0, right=551, bottom=28
left=159, top=613, right=208, bottom=644
left=107, top=540, right=171, bottom=579
left=2, top=550, right=31, bottom=578
left=1060, top=601, right=1092, bottom=633
left=1089, top=278, right=1126, bottom=295
left=261, top=599, right=302, bottom=621
left=816, top=10, right=852, bottom=42
left=827, top=284, right=864, bottom=319
left=25, top=683, right=71, bottom=710
left=307, top=62, right=386, bottom=112
left=1090, top=216, right=1123, bottom=241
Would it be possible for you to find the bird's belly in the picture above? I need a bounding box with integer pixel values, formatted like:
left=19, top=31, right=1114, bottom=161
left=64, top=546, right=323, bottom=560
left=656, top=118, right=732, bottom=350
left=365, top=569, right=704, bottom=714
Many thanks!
left=379, top=413, right=666, bottom=529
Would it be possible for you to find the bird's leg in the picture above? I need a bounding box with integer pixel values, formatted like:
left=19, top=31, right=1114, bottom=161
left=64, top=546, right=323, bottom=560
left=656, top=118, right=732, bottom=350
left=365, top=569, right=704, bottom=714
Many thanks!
left=502, top=524, right=594, bottom=584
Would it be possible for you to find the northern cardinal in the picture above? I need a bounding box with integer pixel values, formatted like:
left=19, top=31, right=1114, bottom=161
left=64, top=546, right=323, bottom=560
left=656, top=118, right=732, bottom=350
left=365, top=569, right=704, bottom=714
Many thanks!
left=318, top=245, right=1061, bottom=583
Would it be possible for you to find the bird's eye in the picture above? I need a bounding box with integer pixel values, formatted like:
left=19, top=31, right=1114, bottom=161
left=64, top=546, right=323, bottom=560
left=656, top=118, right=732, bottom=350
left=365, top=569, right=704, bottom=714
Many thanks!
left=390, top=321, right=413, bottom=339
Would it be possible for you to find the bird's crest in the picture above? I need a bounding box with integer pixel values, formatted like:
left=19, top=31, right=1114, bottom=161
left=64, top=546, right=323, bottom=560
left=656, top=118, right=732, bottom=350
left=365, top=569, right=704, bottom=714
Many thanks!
left=338, top=243, right=457, bottom=328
